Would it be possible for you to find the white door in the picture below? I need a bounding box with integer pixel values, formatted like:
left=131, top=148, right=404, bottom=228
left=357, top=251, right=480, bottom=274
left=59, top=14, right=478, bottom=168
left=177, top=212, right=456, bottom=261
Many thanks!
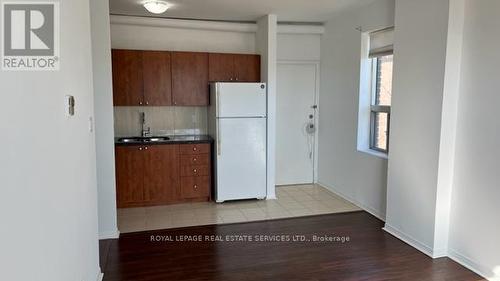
left=215, top=117, right=267, bottom=202
left=276, top=63, right=318, bottom=185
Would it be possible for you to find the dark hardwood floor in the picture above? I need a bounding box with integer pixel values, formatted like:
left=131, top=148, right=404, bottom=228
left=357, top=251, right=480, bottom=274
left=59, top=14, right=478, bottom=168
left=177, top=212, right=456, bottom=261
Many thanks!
left=100, top=211, right=484, bottom=281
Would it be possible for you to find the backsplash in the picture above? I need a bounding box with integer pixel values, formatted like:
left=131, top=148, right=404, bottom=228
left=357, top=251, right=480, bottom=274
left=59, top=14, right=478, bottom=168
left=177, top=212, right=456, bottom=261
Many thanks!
left=114, top=106, right=208, bottom=137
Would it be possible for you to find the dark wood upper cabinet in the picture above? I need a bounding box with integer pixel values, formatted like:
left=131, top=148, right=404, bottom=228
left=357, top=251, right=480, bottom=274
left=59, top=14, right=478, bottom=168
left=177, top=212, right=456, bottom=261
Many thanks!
left=144, top=145, right=179, bottom=204
left=112, top=50, right=144, bottom=106
left=234, top=54, right=261, bottom=82
left=112, top=49, right=259, bottom=106
left=172, top=52, right=209, bottom=106
left=115, top=146, right=145, bottom=208
left=209, top=53, right=261, bottom=82
left=209, top=53, right=235, bottom=82
left=143, top=51, right=172, bottom=106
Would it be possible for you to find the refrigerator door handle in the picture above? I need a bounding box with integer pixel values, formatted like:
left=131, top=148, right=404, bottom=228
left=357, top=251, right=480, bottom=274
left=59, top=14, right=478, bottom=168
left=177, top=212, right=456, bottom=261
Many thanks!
left=217, top=118, right=221, bottom=156
left=216, top=87, right=221, bottom=156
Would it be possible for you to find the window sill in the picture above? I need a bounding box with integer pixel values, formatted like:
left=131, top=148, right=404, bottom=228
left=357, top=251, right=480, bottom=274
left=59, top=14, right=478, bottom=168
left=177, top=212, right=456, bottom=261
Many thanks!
left=358, top=148, right=388, bottom=160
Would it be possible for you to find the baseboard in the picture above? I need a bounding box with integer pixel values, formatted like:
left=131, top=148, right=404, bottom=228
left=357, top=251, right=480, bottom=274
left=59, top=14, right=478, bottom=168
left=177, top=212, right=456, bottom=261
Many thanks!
left=266, top=195, right=277, bottom=200
left=99, top=229, right=120, bottom=240
left=448, top=248, right=497, bottom=281
left=316, top=181, right=386, bottom=221
left=383, top=224, right=434, bottom=258
left=96, top=272, right=104, bottom=281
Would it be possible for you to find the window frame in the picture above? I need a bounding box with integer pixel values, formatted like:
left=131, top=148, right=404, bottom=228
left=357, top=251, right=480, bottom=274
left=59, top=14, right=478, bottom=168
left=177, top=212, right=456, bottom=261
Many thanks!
left=369, top=56, right=392, bottom=154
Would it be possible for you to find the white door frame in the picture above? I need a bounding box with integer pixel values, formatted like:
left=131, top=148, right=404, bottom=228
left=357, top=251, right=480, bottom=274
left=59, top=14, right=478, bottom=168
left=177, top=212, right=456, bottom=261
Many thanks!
left=277, top=60, right=320, bottom=184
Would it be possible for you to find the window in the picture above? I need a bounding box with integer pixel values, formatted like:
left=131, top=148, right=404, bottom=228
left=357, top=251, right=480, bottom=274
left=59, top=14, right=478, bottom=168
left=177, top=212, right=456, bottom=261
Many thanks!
left=370, top=54, right=393, bottom=152
left=357, top=27, right=394, bottom=157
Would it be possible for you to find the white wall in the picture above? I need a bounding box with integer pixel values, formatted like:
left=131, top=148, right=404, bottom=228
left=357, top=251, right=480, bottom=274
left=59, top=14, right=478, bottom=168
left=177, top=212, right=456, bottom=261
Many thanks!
left=448, top=0, right=500, bottom=279
left=277, top=33, right=321, bottom=62
left=384, top=0, right=463, bottom=258
left=0, top=0, right=100, bottom=280
left=256, top=15, right=278, bottom=199
left=318, top=0, right=395, bottom=220
left=110, top=16, right=256, bottom=53
left=90, top=0, right=119, bottom=239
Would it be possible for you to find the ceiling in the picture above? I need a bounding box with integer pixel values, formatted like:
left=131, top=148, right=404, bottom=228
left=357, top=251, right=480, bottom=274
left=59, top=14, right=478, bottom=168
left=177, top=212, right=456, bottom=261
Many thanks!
left=109, top=0, right=376, bottom=23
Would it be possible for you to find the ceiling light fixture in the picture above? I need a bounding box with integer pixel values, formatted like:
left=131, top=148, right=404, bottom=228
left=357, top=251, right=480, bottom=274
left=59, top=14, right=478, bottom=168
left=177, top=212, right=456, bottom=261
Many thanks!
left=143, top=1, right=169, bottom=14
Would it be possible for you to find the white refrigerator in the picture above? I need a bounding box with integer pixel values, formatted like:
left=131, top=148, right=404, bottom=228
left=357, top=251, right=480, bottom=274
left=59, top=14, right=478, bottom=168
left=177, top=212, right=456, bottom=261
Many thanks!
left=208, top=83, right=267, bottom=203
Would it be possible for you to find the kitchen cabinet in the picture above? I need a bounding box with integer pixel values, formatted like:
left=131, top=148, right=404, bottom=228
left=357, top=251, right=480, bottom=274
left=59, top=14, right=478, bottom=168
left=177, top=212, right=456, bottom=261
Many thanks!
left=179, top=144, right=211, bottom=200
left=143, top=51, right=172, bottom=106
left=209, top=53, right=261, bottom=82
left=112, top=49, right=260, bottom=106
left=115, top=143, right=211, bottom=208
left=233, top=54, right=261, bottom=82
left=172, top=52, right=209, bottom=106
left=143, top=145, right=179, bottom=204
left=112, top=50, right=144, bottom=106
left=115, top=145, right=145, bottom=207
left=112, top=50, right=172, bottom=106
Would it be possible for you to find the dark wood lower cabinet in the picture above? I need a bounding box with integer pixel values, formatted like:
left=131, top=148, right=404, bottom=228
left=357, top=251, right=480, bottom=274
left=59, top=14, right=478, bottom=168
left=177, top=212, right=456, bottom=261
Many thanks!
left=115, top=143, right=211, bottom=208
left=115, top=146, right=144, bottom=207
left=143, top=145, right=179, bottom=204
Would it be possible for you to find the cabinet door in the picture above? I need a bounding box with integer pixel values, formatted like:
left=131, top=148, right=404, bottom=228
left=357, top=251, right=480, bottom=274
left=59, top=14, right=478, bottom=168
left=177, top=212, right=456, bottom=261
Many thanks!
left=208, top=53, right=234, bottom=82
left=143, top=51, right=172, bottom=106
left=143, top=145, right=180, bottom=204
left=112, top=50, right=144, bottom=106
left=115, top=146, right=144, bottom=208
left=172, top=52, right=209, bottom=106
left=234, top=54, right=261, bottom=82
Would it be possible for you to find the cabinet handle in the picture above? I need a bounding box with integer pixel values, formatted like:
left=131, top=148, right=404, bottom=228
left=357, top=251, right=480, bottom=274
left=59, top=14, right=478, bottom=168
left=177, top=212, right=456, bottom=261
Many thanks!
left=193, top=157, right=197, bottom=162
left=139, top=101, right=143, bottom=105
left=145, top=101, right=149, bottom=105
left=144, top=146, right=148, bottom=150
left=235, top=77, right=239, bottom=81
left=139, top=147, right=143, bottom=151
left=193, top=169, right=197, bottom=173
left=193, top=147, right=197, bottom=151
left=230, top=78, right=233, bottom=81
left=194, top=185, right=198, bottom=190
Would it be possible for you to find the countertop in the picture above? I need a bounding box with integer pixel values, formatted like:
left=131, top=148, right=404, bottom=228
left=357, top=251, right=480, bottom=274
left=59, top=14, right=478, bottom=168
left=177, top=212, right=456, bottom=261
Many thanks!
left=115, top=135, right=213, bottom=146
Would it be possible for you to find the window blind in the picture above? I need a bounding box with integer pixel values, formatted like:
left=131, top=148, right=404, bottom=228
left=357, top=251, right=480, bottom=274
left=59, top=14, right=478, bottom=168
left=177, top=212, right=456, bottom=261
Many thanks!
left=369, top=27, right=394, bottom=58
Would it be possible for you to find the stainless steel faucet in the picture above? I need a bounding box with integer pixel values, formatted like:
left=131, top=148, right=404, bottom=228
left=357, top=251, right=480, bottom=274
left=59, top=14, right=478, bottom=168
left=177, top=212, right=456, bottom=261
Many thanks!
left=140, top=112, right=151, bottom=137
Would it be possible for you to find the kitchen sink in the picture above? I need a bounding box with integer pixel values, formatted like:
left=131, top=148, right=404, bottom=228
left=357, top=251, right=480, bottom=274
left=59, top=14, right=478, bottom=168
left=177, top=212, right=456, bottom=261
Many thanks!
left=118, top=137, right=170, bottom=143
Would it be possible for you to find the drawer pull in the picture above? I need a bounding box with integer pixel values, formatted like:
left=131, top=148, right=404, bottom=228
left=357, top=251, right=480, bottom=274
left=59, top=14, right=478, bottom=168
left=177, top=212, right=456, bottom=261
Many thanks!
left=194, top=185, right=198, bottom=190
left=193, top=147, right=197, bottom=151
left=193, top=157, right=197, bottom=162
left=193, top=169, right=198, bottom=173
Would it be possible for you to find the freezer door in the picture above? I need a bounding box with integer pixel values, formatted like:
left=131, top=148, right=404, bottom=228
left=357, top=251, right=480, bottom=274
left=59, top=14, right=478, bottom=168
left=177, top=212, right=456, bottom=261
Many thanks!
left=215, top=83, right=267, bottom=118
left=215, top=117, right=267, bottom=202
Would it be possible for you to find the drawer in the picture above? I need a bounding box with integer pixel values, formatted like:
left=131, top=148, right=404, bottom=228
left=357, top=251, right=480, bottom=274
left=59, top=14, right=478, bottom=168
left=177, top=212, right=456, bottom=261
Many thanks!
left=181, top=176, right=210, bottom=199
left=179, top=144, right=210, bottom=155
left=180, top=165, right=209, bottom=177
left=180, top=154, right=209, bottom=166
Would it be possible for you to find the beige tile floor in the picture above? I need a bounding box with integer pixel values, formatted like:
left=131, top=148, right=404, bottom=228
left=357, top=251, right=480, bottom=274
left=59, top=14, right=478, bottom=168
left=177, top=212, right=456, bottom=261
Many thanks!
left=118, top=184, right=361, bottom=233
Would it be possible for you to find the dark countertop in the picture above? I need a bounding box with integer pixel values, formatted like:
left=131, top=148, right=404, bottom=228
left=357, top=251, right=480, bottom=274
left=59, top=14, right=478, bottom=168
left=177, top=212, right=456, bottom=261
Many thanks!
left=115, top=135, right=213, bottom=146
